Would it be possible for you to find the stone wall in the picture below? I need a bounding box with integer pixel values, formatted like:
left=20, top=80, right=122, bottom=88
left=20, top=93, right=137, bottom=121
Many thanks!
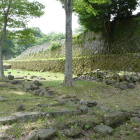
left=15, top=31, right=104, bottom=60
left=15, top=18, right=140, bottom=61
left=9, top=54, right=140, bottom=75
left=10, top=18, right=140, bottom=74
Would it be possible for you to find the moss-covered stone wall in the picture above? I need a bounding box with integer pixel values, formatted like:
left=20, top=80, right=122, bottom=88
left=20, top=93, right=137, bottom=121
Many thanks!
left=10, top=18, right=140, bottom=74
left=9, top=54, right=140, bottom=75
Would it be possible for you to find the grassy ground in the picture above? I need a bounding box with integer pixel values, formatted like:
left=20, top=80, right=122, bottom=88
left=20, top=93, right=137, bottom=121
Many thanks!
left=0, top=69, right=140, bottom=139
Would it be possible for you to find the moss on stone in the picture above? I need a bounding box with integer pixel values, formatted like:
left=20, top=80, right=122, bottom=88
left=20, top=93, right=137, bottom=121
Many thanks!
left=8, top=54, right=140, bottom=75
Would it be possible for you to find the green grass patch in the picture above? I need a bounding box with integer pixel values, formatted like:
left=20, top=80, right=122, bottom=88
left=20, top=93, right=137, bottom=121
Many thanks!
left=4, top=69, right=64, bottom=81
left=0, top=69, right=140, bottom=139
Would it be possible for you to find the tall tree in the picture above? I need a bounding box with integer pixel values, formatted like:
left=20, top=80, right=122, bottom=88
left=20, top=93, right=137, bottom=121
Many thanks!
left=63, top=0, right=75, bottom=86
left=74, top=0, right=139, bottom=53
left=75, top=0, right=138, bottom=32
left=59, top=0, right=108, bottom=86
left=59, top=0, right=74, bottom=86
left=0, top=0, right=45, bottom=81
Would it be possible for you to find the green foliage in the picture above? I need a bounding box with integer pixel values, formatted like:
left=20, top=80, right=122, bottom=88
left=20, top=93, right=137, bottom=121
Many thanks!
left=84, top=124, right=91, bottom=130
left=6, top=123, right=25, bottom=138
left=34, top=32, right=65, bottom=46
left=70, top=123, right=78, bottom=129
left=2, top=28, right=36, bottom=57
left=75, top=0, right=139, bottom=32
left=73, top=0, right=139, bottom=54
left=0, top=0, right=45, bottom=29
left=134, top=13, right=140, bottom=33
left=73, top=26, right=86, bottom=34
left=2, top=38, right=15, bottom=55
left=17, top=31, right=64, bottom=54
left=0, top=0, right=45, bottom=60
left=49, top=41, right=61, bottom=51
left=3, top=30, right=65, bottom=57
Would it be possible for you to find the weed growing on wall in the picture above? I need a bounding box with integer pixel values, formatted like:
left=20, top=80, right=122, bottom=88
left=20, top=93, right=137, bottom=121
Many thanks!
left=49, top=41, right=61, bottom=51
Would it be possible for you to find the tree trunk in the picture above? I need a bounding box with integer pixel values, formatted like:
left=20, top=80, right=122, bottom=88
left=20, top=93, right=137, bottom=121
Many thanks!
left=0, top=0, right=11, bottom=81
left=63, top=0, right=75, bottom=86
left=0, top=27, right=7, bottom=81
left=0, top=43, right=5, bottom=81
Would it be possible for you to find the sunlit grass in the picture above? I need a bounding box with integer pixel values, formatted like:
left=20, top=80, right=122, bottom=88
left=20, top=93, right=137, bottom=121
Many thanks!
left=0, top=69, right=140, bottom=139
left=4, top=69, right=65, bottom=81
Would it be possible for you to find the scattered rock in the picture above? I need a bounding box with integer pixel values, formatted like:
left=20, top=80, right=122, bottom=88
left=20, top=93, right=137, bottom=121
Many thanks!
left=24, top=84, right=39, bottom=91
left=75, top=71, right=140, bottom=90
left=112, top=74, right=119, bottom=80
left=120, top=75, right=130, bottom=82
left=45, top=90, right=54, bottom=97
left=14, top=76, right=24, bottom=79
left=33, top=89, right=44, bottom=96
left=3, top=63, right=11, bottom=69
left=24, top=84, right=33, bottom=91
left=33, top=80, right=43, bottom=86
left=8, top=75, right=14, bottom=80
left=63, top=127, right=82, bottom=137
left=0, top=97, right=8, bottom=101
left=32, top=86, right=39, bottom=91
left=78, top=105, right=88, bottom=114
left=97, top=106, right=111, bottom=112
left=119, top=82, right=128, bottom=90
left=30, top=76, right=37, bottom=79
left=37, top=104, right=47, bottom=107
left=103, top=111, right=126, bottom=126
left=130, top=117, right=140, bottom=125
left=37, top=76, right=46, bottom=80
left=114, top=82, right=120, bottom=88
left=17, top=104, right=25, bottom=111
left=25, top=133, right=38, bottom=140
left=94, top=125, right=114, bottom=136
left=0, top=83, right=8, bottom=88
left=97, top=71, right=104, bottom=78
left=79, top=100, right=87, bottom=105
left=37, top=129, right=57, bottom=140
left=69, top=120, right=85, bottom=128
left=128, top=83, right=136, bottom=89
left=124, top=75, right=131, bottom=82
left=0, top=116, right=17, bottom=125
left=11, top=80, right=22, bottom=84
left=12, top=112, right=48, bottom=122
left=131, top=76, right=139, bottom=82
left=25, top=129, right=57, bottom=140
left=87, top=101, right=97, bottom=107
left=0, top=134, right=13, bottom=140
left=32, top=88, right=54, bottom=97
left=105, top=80, right=115, bottom=85
left=50, top=110, right=82, bottom=117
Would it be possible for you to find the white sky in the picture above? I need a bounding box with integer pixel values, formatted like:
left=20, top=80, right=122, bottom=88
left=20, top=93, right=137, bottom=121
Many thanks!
left=28, top=0, right=80, bottom=34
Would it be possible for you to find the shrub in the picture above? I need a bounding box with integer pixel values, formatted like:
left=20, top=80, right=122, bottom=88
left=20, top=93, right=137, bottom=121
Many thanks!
left=49, top=41, right=61, bottom=51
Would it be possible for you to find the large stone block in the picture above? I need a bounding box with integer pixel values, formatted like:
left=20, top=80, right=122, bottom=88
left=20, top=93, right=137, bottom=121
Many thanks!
left=37, top=129, right=57, bottom=140
left=103, top=111, right=126, bottom=125
left=0, top=116, right=17, bottom=125
left=94, top=125, right=114, bottom=136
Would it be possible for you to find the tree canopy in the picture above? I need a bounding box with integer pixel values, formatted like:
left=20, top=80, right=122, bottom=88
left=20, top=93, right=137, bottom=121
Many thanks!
left=13, top=30, right=65, bottom=56
left=74, top=0, right=139, bottom=33
left=0, top=0, right=45, bottom=29
left=0, top=0, right=45, bottom=81
left=73, top=0, right=139, bottom=54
